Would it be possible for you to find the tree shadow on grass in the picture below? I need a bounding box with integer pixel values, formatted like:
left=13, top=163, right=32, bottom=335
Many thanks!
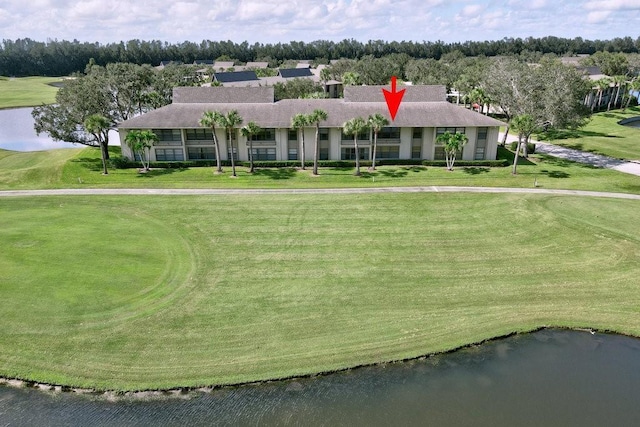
left=540, top=169, right=570, bottom=179
left=134, top=168, right=184, bottom=178
left=252, top=168, right=297, bottom=180
left=378, top=168, right=408, bottom=178
left=463, top=167, right=490, bottom=175
left=498, top=147, right=536, bottom=166
left=70, top=157, right=103, bottom=172
left=404, top=166, right=427, bottom=173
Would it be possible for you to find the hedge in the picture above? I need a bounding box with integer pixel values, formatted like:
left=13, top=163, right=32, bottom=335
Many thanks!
left=110, top=157, right=509, bottom=170
left=509, top=141, right=536, bottom=154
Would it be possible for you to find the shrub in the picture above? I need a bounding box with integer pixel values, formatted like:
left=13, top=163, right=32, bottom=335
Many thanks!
left=509, top=141, right=536, bottom=154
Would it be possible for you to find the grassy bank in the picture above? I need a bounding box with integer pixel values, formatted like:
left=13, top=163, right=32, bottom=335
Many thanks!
left=1, top=193, right=639, bottom=390
left=1, top=146, right=639, bottom=194
left=539, top=106, right=640, bottom=160
left=0, top=76, right=64, bottom=109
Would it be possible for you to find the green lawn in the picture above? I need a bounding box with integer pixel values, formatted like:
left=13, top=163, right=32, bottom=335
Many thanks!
left=0, top=76, right=64, bottom=109
left=1, top=193, right=639, bottom=391
left=1, top=146, right=639, bottom=195
left=539, top=106, right=640, bottom=160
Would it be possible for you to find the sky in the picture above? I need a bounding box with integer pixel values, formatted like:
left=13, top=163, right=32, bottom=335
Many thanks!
left=1, top=0, right=639, bottom=45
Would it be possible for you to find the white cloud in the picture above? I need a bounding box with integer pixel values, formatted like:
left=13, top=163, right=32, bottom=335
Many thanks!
left=586, top=10, right=612, bottom=23
left=585, top=0, right=640, bottom=10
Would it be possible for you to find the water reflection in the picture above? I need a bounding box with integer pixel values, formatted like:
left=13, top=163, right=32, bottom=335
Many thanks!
left=1, top=330, right=640, bottom=426
left=0, top=107, right=119, bottom=151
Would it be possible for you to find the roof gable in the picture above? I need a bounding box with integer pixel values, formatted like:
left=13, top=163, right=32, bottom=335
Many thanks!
left=344, top=85, right=446, bottom=102
left=172, top=86, right=274, bottom=103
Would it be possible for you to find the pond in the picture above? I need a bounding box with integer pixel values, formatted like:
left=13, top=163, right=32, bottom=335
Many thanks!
left=0, top=107, right=119, bottom=151
left=2, top=329, right=640, bottom=426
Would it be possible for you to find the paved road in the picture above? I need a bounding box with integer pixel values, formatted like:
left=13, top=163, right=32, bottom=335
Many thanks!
left=1, top=186, right=640, bottom=200
left=500, top=132, right=640, bottom=177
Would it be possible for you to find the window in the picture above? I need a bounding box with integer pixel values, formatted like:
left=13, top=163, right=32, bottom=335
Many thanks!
left=188, top=147, right=215, bottom=160
left=185, top=128, right=213, bottom=141
left=412, top=127, right=423, bottom=139
left=376, top=146, right=399, bottom=159
left=475, top=127, right=488, bottom=160
left=227, top=146, right=238, bottom=161
left=319, top=128, right=329, bottom=141
left=288, top=140, right=298, bottom=160
left=436, top=127, right=465, bottom=137
left=320, top=140, right=329, bottom=160
left=341, top=147, right=369, bottom=160
left=411, top=140, right=422, bottom=159
left=155, top=148, right=184, bottom=161
left=255, top=128, right=276, bottom=141
left=378, top=127, right=400, bottom=140
left=153, top=129, right=182, bottom=145
left=341, top=129, right=369, bottom=141
left=288, top=129, right=298, bottom=141
left=251, top=148, right=276, bottom=161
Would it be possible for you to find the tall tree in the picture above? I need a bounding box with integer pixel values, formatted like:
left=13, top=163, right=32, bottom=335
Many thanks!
left=436, top=131, right=468, bottom=171
left=124, top=129, right=158, bottom=172
left=510, top=114, right=538, bottom=175
left=291, top=113, right=310, bottom=170
left=308, top=109, right=328, bottom=175
left=84, top=114, right=112, bottom=175
left=199, top=111, right=224, bottom=173
left=217, top=110, right=243, bottom=177
left=342, top=117, right=368, bottom=176
left=241, top=121, right=262, bottom=173
left=367, top=113, right=389, bottom=171
left=33, top=68, right=116, bottom=156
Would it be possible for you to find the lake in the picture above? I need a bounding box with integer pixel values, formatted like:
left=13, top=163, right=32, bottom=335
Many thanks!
left=2, top=329, right=640, bottom=426
left=0, top=107, right=119, bottom=151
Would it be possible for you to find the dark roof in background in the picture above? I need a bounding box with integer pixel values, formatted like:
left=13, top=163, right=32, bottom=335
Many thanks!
left=214, top=71, right=260, bottom=83
left=279, top=68, right=314, bottom=78
left=120, top=98, right=504, bottom=130
left=344, top=85, right=446, bottom=102
left=159, top=60, right=183, bottom=66
left=172, top=86, right=274, bottom=104
left=194, top=59, right=214, bottom=65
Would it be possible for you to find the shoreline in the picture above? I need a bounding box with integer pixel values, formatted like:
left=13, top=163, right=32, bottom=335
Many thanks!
left=1, top=326, right=636, bottom=400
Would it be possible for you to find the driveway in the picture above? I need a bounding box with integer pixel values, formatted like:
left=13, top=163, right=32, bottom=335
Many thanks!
left=499, top=133, right=640, bottom=177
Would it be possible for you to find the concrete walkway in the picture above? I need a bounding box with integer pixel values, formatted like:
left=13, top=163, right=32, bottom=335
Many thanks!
left=499, top=132, right=640, bottom=177
left=1, top=186, right=640, bottom=200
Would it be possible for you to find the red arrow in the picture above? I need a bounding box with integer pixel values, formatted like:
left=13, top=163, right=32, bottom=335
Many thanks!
left=382, top=76, right=405, bottom=121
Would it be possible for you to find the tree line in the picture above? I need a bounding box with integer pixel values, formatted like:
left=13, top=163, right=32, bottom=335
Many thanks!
left=3, top=35, right=640, bottom=77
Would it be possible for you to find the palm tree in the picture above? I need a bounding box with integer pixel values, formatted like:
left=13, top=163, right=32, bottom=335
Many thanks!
left=367, top=113, right=389, bottom=171
left=291, top=113, right=309, bottom=170
left=241, top=121, right=262, bottom=173
left=217, top=110, right=243, bottom=177
left=124, top=129, right=158, bottom=172
left=593, top=78, right=611, bottom=112
left=510, top=114, right=538, bottom=175
left=199, top=111, right=224, bottom=173
left=624, top=77, right=640, bottom=111
left=342, top=117, right=368, bottom=176
left=341, top=71, right=361, bottom=86
left=308, top=109, right=328, bottom=175
left=84, top=113, right=111, bottom=175
left=611, top=75, right=627, bottom=110
left=435, top=131, right=468, bottom=171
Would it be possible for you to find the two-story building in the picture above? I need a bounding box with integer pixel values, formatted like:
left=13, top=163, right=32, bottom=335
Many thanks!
left=118, top=85, right=504, bottom=163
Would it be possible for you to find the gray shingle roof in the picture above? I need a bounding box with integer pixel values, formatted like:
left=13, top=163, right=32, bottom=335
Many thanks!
left=172, top=87, right=274, bottom=104
left=246, top=61, right=269, bottom=68
left=344, top=85, right=446, bottom=102
left=214, top=71, right=260, bottom=83
left=120, top=97, right=504, bottom=129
